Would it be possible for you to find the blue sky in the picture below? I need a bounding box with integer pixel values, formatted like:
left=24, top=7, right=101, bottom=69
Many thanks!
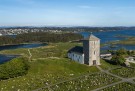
left=0, top=0, right=135, bottom=26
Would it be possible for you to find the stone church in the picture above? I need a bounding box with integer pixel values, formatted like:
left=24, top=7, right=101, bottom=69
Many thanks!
left=68, top=34, right=100, bottom=66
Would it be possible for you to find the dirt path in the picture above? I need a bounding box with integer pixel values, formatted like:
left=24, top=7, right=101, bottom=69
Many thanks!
left=28, top=49, right=32, bottom=61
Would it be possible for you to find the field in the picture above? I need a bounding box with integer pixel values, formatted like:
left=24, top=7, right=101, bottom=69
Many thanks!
left=100, top=59, right=119, bottom=70
left=0, top=42, right=135, bottom=91
left=0, top=58, right=99, bottom=91
left=0, top=42, right=82, bottom=59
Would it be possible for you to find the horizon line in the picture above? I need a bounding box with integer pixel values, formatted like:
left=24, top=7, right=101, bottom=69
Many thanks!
left=1, top=25, right=135, bottom=28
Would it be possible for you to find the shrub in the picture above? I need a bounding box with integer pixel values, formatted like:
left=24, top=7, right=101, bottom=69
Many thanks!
left=111, top=55, right=126, bottom=65
left=0, top=57, right=29, bottom=80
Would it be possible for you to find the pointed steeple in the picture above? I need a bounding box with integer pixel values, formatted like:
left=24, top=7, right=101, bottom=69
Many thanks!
left=84, top=32, right=100, bottom=41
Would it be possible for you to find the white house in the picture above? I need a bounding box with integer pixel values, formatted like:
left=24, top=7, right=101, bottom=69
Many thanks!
left=68, top=46, right=84, bottom=64
left=0, top=33, right=2, bottom=36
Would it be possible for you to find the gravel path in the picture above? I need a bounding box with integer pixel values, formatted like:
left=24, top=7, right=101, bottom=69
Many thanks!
left=28, top=49, right=32, bottom=61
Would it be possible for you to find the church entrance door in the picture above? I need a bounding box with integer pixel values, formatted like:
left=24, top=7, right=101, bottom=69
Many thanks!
left=93, top=60, right=96, bottom=65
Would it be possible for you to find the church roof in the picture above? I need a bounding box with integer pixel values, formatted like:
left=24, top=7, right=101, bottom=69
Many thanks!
left=68, top=46, right=83, bottom=54
left=84, top=34, right=100, bottom=41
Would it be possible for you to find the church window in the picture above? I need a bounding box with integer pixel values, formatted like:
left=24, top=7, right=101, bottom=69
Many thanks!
left=94, top=42, right=96, bottom=48
left=94, top=51, right=96, bottom=55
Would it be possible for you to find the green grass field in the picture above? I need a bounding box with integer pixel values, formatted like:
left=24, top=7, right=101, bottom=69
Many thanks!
left=0, top=42, right=100, bottom=90
left=100, top=59, right=119, bottom=70
left=0, top=42, right=134, bottom=91
left=0, top=58, right=99, bottom=91
left=0, top=42, right=82, bottom=59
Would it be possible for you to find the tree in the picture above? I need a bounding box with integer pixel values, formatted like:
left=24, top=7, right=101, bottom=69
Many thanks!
left=116, top=48, right=127, bottom=56
left=111, top=55, right=126, bottom=65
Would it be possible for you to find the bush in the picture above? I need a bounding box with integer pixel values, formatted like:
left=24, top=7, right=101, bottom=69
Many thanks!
left=111, top=55, right=126, bottom=65
left=0, top=57, right=29, bottom=80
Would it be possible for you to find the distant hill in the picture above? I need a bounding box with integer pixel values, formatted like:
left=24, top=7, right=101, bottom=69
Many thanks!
left=1, top=26, right=135, bottom=32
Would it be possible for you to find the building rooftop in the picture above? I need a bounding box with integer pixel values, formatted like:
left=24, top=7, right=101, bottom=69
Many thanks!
left=84, top=34, right=100, bottom=41
left=68, top=46, right=83, bottom=54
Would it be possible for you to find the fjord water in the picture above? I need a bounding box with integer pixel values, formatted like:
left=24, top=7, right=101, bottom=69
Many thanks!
left=80, top=30, right=135, bottom=50
left=0, top=55, right=18, bottom=64
left=80, top=30, right=135, bottom=43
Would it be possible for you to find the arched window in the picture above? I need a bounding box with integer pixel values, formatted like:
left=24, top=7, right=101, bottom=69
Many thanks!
left=94, top=51, right=96, bottom=55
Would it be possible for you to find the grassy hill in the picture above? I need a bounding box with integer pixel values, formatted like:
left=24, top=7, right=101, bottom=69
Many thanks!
left=0, top=42, right=133, bottom=91
left=0, top=58, right=99, bottom=91
left=0, top=42, right=100, bottom=90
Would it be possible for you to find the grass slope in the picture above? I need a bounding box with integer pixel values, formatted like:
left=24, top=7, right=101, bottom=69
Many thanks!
left=0, top=42, right=125, bottom=90
left=0, top=58, right=99, bottom=91
left=100, top=59, right=119, bottom=70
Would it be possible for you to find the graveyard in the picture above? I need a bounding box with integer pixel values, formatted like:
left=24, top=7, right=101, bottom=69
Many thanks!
left=110, top=67, right=135, bottom=78
left=42, top=72, right=120, bottom=91
left=101, top=82, right=135, bottom=91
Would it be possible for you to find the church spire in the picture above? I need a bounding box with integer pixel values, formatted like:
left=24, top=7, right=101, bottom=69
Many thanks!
left=84, top=33, right=100, bottom=41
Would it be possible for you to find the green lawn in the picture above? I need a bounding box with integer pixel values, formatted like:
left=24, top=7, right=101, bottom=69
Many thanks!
left=0, top=42, right=82, bottom=59
left=0, top=42, right=127, bottom=91
left=0, top=48, right=29, bottom=58
left=100, top=60, right=119, bottom=70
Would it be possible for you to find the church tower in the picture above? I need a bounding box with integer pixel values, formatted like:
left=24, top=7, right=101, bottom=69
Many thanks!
left=83, top=33, right=100, bottom=66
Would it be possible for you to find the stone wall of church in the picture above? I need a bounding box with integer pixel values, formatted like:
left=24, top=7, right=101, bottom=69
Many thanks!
left=89, top=40, right=100, bottom=66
